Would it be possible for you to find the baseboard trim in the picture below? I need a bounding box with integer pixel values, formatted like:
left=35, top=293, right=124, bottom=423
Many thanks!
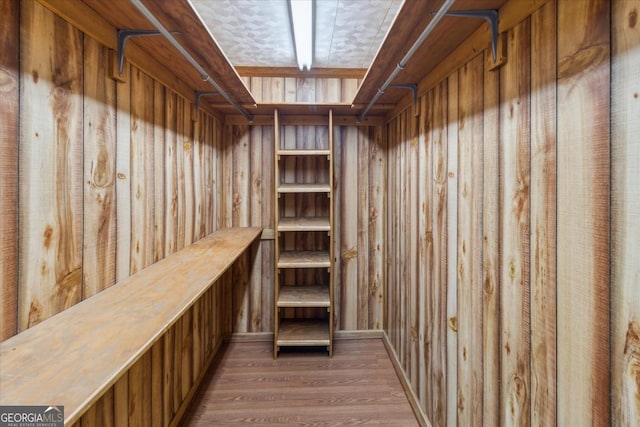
left=230, top=332, right=273, bottom=342
left=382, top=333, right=431, bottom=427
left=335, top=329, right=384, bottom=340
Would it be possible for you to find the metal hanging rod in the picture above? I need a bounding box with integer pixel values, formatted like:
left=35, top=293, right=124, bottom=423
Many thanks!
left=357, top=0, right=457, bottom=123
left=129, top=0, right=254, bottom=123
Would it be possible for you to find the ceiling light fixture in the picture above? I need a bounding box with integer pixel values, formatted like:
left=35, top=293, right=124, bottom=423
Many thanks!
left=289, top=0, right=313, bottom=71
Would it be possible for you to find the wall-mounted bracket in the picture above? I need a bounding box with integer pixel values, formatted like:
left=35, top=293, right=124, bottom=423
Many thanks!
left=389, top=84, right=419, bottom=116
left=443, top=10, right=499, bottom=62
left=194, top=91, right=219, bottom=116
left=117, top=29, right=179, bottom=75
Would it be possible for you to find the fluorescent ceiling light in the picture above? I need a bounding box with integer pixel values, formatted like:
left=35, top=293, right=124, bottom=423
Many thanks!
left=289, top=0, right=313, bottom=70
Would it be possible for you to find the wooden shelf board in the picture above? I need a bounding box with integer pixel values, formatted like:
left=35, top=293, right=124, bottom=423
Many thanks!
left=278, top=251, right=330, bottom=268
left=277, top=183, right=331, bottom=193
left=0, top=227, right=262, bottom=425
left=277, top=149, right=330, bottom=156
left=278, top=286, right=330, bottom=308
left=277, top=319, right=330, bottom=346
left=278, top=217, right=330, bottom=232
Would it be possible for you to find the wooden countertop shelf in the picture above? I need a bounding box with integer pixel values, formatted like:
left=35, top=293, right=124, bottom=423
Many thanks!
left=277, top=183, right=331, bottom=193
left=277, top=149, right=331, bottom=157
left=277, top=320, right=330, bottom=346
left=278, top=217, right=330, bottom=232
left=0, top=227, right=262, bottom=425
left=278, top=251, right=331, bottom=268
left=278, top=286, right=330, bottom=308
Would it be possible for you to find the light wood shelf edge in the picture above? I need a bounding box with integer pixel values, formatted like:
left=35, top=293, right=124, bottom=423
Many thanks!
left=277, top=320, right=330, bottom=346
left=277, top=183, right=331, bottom=193
left=278, top=251, right=331, bottom=268
left=278, top=285, right=330, bottom=308
left=277, top=149, right=331, bottom=156
left=278, top=217, right=330, bottom=231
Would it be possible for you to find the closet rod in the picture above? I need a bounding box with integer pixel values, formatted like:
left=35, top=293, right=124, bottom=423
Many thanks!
left=130, top=0, right=254, bottom=123
left=357, top=0, right=456, bottom=122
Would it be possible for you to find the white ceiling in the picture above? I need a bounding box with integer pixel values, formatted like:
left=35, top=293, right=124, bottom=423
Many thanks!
left=190, top=0, right=403, bottom=69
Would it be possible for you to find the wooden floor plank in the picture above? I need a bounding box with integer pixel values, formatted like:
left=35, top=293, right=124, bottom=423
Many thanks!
left=181, top=340, right=418, bottom=426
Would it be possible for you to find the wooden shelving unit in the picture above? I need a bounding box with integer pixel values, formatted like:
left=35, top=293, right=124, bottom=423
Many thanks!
left=273, top=109, right=334, bottom=358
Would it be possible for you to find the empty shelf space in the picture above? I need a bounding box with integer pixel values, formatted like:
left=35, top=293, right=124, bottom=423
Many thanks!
left=278, top=285, right=330, bottom=307
left=278, top=217, right=330, bottom=231
left=277, top=149, right=330, bottom=156
left=277, top=319, right=330, bottom=346
left=278, top=251, right=331, bottom=268
left=277, top=183, right=331, bottom=193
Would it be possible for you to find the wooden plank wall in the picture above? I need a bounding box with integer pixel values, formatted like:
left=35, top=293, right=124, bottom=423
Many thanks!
left=0, top=0, right=20, bottom=341
left=385, top=0, right=638, bottom=424
left=612, top=0, right=640, bottom=425
left=226, top=76, right=386, bottom=333
left=0, top=2, right=224, bottom=338
left=242, top=75, right=359, bottom=103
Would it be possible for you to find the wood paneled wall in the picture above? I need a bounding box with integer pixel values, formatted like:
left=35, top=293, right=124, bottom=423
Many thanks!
left=227, top=75, right=385, bottom=332
left=612, top=0, right=640, bottom=425
left=385, top=0, right=638, bottom=424
left=0, top=1, right=224, bottom=340
left=242, top=75, right=360, bottom=103
left=0, top=0, right=20, bottom=341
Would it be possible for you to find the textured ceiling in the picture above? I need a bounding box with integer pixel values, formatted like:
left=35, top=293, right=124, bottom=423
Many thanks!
left=190, top=0, right=402, bottom=69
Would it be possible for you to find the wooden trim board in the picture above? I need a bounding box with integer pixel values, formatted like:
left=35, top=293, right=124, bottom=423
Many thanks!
left=383, top=333, right=431, bottom=427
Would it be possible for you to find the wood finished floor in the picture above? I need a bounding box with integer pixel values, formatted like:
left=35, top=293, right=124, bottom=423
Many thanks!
left=180, top=339, right=419, bottom=426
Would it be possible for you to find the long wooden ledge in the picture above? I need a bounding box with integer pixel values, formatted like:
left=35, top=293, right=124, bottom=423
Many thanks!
left=0, top=227, right=262, bottom=425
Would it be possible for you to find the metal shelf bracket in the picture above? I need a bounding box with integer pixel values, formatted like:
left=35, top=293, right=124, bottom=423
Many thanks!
left=117, top=29, right=179, bottom=75
left=194, top=91, right=219, bottom=115
left=388, top=84, right=418, bottom=116
left=443, top=10, right=499, bottom=62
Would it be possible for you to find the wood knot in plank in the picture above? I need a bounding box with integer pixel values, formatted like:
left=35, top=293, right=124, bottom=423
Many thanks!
left=508, top=259, right=517, bottom=281
left=43, top=225, right=54, bottom=249
left=448, top=316, right=457, bottom=332
left=28, top=299, right=44, bottom=328
left=484, top=276, right=494, bottom=296
left=457, top=390, right=465, bottom=411
left=558, top=43, right=609, bottom=80
left=343, top=248, right=357, bottom=260
left=623, top=320, right=640, bottom=420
